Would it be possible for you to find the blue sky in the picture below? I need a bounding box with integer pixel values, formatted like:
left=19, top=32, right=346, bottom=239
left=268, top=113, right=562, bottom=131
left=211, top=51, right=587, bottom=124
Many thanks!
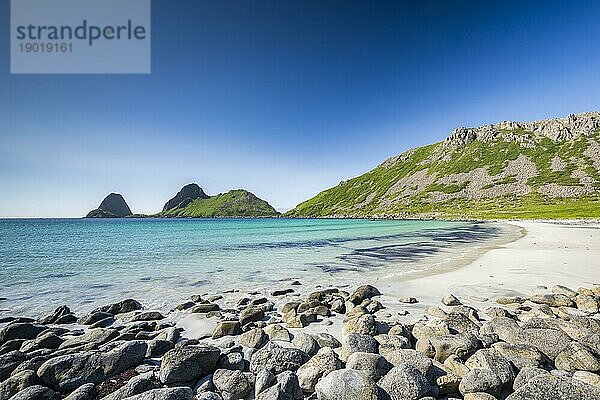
left=1, top=1, right=600, bottom=217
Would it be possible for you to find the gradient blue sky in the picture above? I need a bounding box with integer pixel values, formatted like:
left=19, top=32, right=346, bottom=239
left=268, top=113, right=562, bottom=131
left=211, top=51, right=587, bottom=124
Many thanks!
left=1, top=1, right=600, bottom=217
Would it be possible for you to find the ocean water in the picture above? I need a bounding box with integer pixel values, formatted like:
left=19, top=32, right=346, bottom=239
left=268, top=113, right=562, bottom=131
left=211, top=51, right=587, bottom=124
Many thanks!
left=0, top=218, right=516, bottom=317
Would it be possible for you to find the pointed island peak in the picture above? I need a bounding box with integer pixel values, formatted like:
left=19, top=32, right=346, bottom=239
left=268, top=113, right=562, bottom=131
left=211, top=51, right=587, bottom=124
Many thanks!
left=85, top=193, right=132, bottom=218
left=163, top=183, right=209, bottom=212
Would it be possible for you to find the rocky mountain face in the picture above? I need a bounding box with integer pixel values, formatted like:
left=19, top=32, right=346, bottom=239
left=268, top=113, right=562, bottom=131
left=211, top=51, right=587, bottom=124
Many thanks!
left=287, top=111, right=600, bottom=219
left=446, top=112, right=599, bottom=146
left=160, top=187, right=280, bottom=218
left=163, top=183, right=210, bottom=211
left=85, top=193, right=133, bottom=218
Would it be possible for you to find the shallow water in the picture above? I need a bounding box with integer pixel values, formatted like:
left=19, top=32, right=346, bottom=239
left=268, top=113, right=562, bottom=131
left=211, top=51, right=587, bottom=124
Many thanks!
left=0, top=218, right=517, bottom=317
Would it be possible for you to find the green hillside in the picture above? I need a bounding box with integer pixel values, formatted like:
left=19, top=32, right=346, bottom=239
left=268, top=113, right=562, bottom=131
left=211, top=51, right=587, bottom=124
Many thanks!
left=161, top=189, right=280, bottom=218
left=286, top=112, right=600, bottom=219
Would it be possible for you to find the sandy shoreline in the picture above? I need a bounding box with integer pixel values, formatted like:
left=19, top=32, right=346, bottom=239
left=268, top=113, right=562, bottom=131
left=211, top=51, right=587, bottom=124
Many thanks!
left=372, top=219, right=600, bottom=320
left=178, top=219, right=599, bottom=340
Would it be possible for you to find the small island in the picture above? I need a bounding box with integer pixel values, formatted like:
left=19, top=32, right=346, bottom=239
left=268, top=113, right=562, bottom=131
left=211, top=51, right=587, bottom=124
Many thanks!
left=85, top=183, right=280, bottom=218
left=85, top=193, right=133, bottom=218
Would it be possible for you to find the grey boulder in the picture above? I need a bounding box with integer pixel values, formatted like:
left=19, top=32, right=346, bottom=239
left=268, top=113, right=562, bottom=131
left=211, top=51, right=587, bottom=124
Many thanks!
left=256, top=371, right=302, bottom=400
left=8, top=385, right=60, bottom=400
left=239, top=306, right=265, bottom=326
left=212, top=321, right=240, bottom=339
left=38, top=306, right=77, bottom=325
left=377, top=363, right=431, bottom=400
left=315, top=369, right=378, bottom=400
left=0, top=350, right=26, bottom=381
left=506, top=374, right=600, bottom=400
left=101, top=372, right=159, bottom=400
left=296, top=347, right=340, bottom=392
left=416, top=334, right=478, bottom=362
left=255, top=369, right=276, bottom=397
left=516, top=327, right=572, bottom=359
left=464, top=349, right=514, bottom=390
left=212, top=369, right=251, bottom=400
left=459, top=369, right=503, bottom=396
left=374, top=334, right=411, bottom=359
left=196, top=391, right=222, bottom=400
left=346, top=352, right=390, bottom=381
left=240, top=328, right=268, bottom=349
left=93, top=299, right=142, bottom=315
left=383, top=349, right=433, bottom=379
left=340, top=333, right=378, bottom=360
left=0, top=324, right=46, bottom=344
left=159, top=345, right=220, bottom=384
left=250, top=342, right=309, bottom=375
left=512, top=367, right=549, bottom=391
left=349, top=285, right=381, bottom=305
left=0, top=369, right=38, bottom=399
left=64, top=383, right=97, bottom=400
left=343, top=315, right=377, bottom=337
left=554, top=342, right=600, bottom=372
left=291, top=332, right=320, bottom=356
left=58, top=328, right=119, bottom=350
left=216, top=352, right=244, bottom=371
left=38, top=340, right=148, bottom=392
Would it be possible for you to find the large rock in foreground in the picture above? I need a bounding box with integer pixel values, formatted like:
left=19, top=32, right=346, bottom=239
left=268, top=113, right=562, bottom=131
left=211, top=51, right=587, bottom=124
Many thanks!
left=250, top=342, right=309, bottom=375
left=315, top=369, right=379, bottom=400
left=38, top=341, right=147, bottom=392
left=86, top=193, right=132, bottom=218
left=159, top=346, right=220, bottom=384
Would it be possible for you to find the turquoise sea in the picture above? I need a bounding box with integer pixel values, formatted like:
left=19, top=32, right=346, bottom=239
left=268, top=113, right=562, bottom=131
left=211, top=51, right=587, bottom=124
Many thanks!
left=0, top=218, right=515, bottom=317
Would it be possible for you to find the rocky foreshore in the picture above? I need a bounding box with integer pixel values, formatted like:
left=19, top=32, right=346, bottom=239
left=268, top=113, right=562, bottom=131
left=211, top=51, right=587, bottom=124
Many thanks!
left=1, top=283, right=600, bottom=400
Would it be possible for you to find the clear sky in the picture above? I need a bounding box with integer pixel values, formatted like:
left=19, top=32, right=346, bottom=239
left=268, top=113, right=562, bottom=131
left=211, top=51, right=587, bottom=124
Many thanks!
left=1, top=1, right=600, bottom=217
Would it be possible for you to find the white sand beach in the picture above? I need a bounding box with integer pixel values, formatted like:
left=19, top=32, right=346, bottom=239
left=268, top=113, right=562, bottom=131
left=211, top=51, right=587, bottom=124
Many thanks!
left=376, top=220, right=600, bottom=318
left=179, top=220, right=599, bottom=340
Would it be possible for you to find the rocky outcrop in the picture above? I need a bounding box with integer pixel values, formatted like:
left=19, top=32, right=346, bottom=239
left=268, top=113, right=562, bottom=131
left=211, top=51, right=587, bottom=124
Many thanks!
left=445, top=112, right=600, bottom=147
left=162, top=183, right=209, bottom=211
left=85, top=193, right=132, bottom=218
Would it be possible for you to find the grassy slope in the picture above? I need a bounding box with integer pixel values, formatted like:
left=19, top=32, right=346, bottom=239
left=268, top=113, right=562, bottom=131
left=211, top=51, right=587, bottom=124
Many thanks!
left=161, top=189, right=280, bottom=217
left=286, top=129, right=600, bottom=219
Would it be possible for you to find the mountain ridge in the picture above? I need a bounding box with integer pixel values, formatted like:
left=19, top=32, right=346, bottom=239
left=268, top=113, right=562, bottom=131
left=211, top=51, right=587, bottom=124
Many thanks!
left=286, top=111, right=600, bottom=219
left=160, top=186, right=280, bottom=218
